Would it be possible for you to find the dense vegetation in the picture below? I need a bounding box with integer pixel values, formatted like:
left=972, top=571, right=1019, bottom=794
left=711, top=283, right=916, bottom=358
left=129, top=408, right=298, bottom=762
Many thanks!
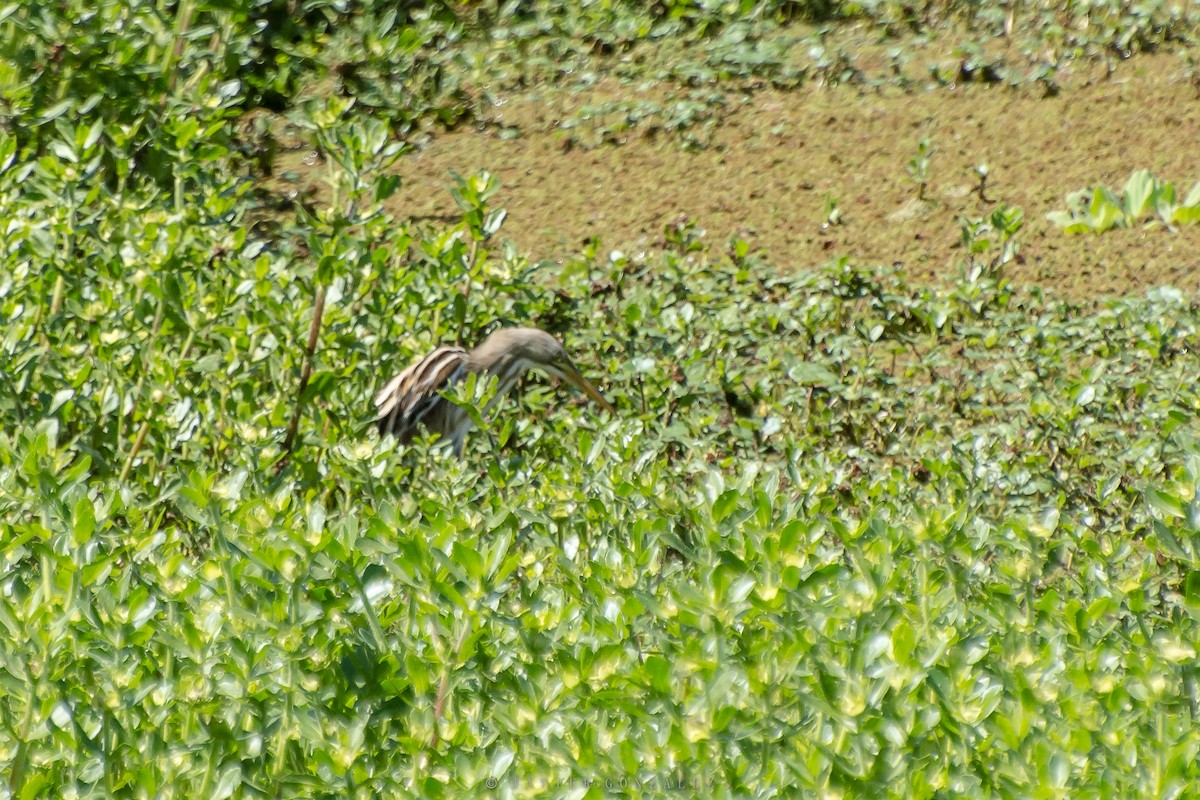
left=3, top=1, right=1200, bottom=797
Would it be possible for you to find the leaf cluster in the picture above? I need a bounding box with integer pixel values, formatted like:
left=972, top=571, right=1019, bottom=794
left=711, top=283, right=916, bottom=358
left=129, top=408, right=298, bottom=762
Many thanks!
left=5, top=1, right=1200, bottom=796
left=1047, top=169, right=1200, bottom=234
left=6, top=126, right=1200, bottom=792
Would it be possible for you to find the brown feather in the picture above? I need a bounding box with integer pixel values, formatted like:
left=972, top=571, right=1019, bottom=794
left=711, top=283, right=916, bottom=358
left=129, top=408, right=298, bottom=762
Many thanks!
left=374, top=328, right=614, bottom=456
left=374, top=345, right=468, bottom=443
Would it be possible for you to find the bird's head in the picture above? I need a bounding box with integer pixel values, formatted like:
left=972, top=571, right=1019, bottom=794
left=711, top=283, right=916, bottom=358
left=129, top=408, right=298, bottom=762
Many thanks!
left=478, top=328, right=616, bottom=414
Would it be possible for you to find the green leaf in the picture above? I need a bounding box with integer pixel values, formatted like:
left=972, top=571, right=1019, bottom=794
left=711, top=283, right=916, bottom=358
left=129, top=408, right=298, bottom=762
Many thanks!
left=891, top=621, right=916, bottom=665
left=491, top=746, right=515, bottom=778
left=73, top=495, right=96, bottom=544
left=301, top=371, right=336, bottom=403
left=317, top=254, right=337, bottom=284
left=82, top=118, right=104, bottom=151
left=1045, top=210, right=1077, bottom=229
left=0, top=133, right=16, bottom=173
left=49, top=139, right=77, bottom=163
left=35, top=100, right=74, bottom=125
left=19, top=774, right=49, bottom=800
left=727, top=575, right=755, bottom=603
left=644, top=655, right=672, bottom=694
left=483, top=208, right=508, bottom=237
left=1171, top=206, right=1200, bottom=225
left=375, top=173, right=401, bottom=203
left=787, top=362, right=839, bottom=387
left=308, top=504, right=327, bottom=538
left=1182, top=181, right=1200, bottom=209
left=1152, top=180, right=1176, bottom=222
left=1121, top=168, right=1155, bottom=221
left=1147, top=488, right=1186, bottom=519
left=453, top=541, right=485, bottom=581
left=211, top=764, right=242, bottom=800
left=1089, top=188, right=1123, bottom=232
left=1183, top=572, right=1200, bottom=611
left=712, top=489, right=740, bottom=522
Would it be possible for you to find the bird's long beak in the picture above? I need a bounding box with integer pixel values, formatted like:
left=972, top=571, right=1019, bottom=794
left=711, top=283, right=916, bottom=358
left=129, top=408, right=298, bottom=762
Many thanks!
left=558, top=361, right=616, bottom=414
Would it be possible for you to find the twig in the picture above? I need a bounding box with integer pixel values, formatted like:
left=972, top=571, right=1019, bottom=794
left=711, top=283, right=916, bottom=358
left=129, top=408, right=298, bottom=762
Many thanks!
left=118, top=422, right=151, bottom=483
left=279, top=283, right=328, bottom=464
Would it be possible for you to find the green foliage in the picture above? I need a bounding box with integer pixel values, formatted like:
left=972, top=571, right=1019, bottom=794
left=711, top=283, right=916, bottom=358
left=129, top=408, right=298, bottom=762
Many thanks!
left=959, top=204, right=1023, bottom=283
left=1048, top=169, right=1200, bottom=234
left=558, top=95, right=725, bottom=151
left=907, top=137, right=936, bottom=201
left=6, top=119, right=1200, bottom=791
left=823, top=194, right=844, bottom=226
left=6, top=0, right=1200, bottom=797
left=0, top=0, right=303, bottom=190
left=6, top=0, right=1198, bottom=174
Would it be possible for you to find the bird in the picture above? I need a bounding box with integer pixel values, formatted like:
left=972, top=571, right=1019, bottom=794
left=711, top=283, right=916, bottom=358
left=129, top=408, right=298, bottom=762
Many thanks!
left=374, top=327, right=615, bottom=455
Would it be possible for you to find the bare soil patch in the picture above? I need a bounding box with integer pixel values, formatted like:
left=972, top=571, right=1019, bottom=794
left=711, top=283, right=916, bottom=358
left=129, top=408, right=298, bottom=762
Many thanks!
left=275, top=52, right=1200, bottom=298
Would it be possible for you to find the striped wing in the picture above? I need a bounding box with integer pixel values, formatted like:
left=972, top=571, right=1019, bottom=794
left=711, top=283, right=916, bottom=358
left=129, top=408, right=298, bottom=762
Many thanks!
left=374, top=345, right=469, bottom=442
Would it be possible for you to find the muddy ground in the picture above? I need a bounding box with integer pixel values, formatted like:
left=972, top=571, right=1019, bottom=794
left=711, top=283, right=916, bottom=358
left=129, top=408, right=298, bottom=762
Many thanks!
left=273, top=46, right=1200, bottom=299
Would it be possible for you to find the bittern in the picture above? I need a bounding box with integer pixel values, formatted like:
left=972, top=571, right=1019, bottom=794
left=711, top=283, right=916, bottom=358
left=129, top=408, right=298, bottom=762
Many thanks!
left=374, top=327, right=615, bottom=455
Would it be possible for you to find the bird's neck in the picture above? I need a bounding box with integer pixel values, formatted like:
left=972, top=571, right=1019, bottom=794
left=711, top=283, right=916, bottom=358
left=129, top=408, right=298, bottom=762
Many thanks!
left=469, top=352, right=532, bottom=396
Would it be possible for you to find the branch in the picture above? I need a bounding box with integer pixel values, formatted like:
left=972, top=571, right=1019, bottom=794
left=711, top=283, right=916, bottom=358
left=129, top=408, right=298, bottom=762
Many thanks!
left=279, top=283, right=328, bottom=466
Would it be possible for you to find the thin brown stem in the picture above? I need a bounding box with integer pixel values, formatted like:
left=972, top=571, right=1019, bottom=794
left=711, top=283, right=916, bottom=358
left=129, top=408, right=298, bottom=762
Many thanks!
left=280, top=283, right=328, bottom=462
left=165, top=0, right=194, bottom=92
left=49, top=274, right=64, bottom=316
left=119, top=422, right=151, bottom=483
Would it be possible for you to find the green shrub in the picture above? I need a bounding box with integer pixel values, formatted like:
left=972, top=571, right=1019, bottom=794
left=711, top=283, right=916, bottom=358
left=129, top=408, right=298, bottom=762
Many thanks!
left=1047, top=169, right=1200, bottom=234
left=5, top=1, right=1200, bottom=795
